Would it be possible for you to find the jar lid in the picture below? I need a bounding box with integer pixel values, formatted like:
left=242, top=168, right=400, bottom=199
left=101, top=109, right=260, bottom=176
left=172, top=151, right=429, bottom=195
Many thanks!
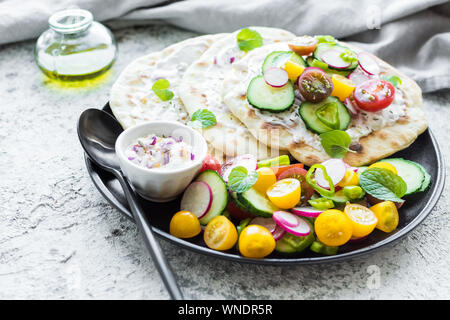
left=48, top=9, right=93, bottom=34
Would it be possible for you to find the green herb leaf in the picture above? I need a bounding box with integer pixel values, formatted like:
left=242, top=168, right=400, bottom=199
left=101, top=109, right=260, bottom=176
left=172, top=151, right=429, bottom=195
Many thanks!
left=189, top=109, right=217, bottom=129
left=359, top=168, right=407, bottom=202
left=152, top=79, right=174, bottom=101
left=228, top=166, right=258, bottom=193
left=237, top=28, right=263, bottom=52
left=381, top=75, right=402, bottom=88
left=319, top=130, right=353, bottom=158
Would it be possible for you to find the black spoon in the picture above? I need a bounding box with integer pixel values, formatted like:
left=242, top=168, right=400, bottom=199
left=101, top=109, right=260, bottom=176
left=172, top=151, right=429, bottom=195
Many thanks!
left=77, top=108, right=183, bottom=300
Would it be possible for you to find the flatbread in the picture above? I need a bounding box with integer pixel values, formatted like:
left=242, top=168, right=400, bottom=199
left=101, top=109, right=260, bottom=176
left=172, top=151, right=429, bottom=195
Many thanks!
left=222, top=40, right=427, bottom=166
left=109, top=34, right=228, bottom=162
left=179, top=27, right=295, bottom=160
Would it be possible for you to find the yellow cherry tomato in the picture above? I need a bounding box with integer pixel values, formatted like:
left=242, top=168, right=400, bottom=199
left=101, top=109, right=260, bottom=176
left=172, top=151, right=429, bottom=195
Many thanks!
left=170, top=211, right=201, bottom=239
left=370, top=201, right=399, bottom=233
left=338, top=169, right=359, bottom=187
left=344, top=203, right=378, bottom=238
left=314, top=209, right=353, bottom=246
left=253, top=167, right=277, bottom=194
left=204, top=216, right=238, bottom=251
left=284, top=60, right=305, bottom=81
left=266, top=178, right=301, bottom=209
left=238, top=225, right=276, bottom=258
left=330, top=74, right=356, bottom=101
left=368, top=162, right=398, bottom=175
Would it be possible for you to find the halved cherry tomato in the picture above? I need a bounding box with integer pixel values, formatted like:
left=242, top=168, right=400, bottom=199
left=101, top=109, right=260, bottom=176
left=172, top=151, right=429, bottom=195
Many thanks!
left=170, top=211, right=201, bottom=239
left=331, top=74, right=356, bottom=101
left=284, top=60, right=305, bottom=81
left=276, top=166, right=315, bottom=204
left=227, top=199, right=254, bottom=220
left=253, top=167, right=277, bottom=194
left=204, top=216, right=238, bottom=251
left=266, top=178, right=301, bottom=209
left=369, top=162, right=398, bottom=175
left=314, top=209, right=353, bottom=246
left=344, top=203, right=378, bottom=238
left=354, top=79, right=395, bottom=112
left=370, top=201, right=399, bottom=233
left=337, top=169, right=359, bottom=187
left=238, top=225, right=276, bottom=258
left=273, top=163, right=304, bottom=178
left=298, top=67, right=333, bottom=103
left=200, top=154, right=221, bottom=174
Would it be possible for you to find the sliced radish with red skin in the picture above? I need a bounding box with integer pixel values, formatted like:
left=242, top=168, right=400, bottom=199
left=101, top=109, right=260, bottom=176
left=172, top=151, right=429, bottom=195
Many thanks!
left=344, top=98, right=359, bottom=116
left=348, top=69, right=372, bottom=85
left=264, top=67, right=289, bottom=88
left=221, top=154, right=257, bottom=183
left=273, top=211, right=300, bottom=228
left=273, top=211, right=311, bottom=237
left=315, top=159, right=347, bottom=189
left=249, top=217, right=276, bottom=234
left=320, top=49, right=351, bottom=69
left=272, top=225, right=286, bottom=241
left=291, top=206, right=323, bottom=218
left=357, top=52, right=380, bottom=75
left=180, top=181, right=212, bottom=219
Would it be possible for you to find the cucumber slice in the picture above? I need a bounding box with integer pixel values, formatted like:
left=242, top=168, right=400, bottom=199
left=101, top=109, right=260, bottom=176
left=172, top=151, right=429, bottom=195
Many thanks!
left=196, top=170, right=228, bottom=225
left=299, top=96, right=351, bottom=134
left=247, top=75, right=295, bottom=112
left=262, top=51, right=306, bottom=74
left=313, top=43, right=358, bottom=71
left=237, top=187, right=280, bottom=217
left=416, top=163, right=431, bottom=192
left=305, top=56, right=352, bottom=77
left=275, top=239, right=297, bottom=253
left=230, top=191, right=248, bottom=211
left=381, top=158, right=425, bottom=195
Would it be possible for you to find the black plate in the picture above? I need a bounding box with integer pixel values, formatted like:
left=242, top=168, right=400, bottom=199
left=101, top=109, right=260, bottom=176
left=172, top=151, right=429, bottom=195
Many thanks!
left=84, top=103, right=445, bottom=265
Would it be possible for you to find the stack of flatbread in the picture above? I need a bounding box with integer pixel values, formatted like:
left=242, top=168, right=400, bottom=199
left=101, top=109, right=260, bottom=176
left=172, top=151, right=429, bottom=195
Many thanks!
left=110, top=27, right=427, bottom=166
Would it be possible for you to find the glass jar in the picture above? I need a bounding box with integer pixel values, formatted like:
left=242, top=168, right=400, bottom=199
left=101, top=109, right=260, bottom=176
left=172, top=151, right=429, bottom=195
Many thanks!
left=34, top=9, right=118, bottom=81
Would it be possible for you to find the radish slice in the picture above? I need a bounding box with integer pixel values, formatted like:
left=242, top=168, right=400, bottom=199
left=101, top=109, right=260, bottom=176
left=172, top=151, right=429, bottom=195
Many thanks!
left=273, top=211, right=311, bottom=237
left=315, top=159, right=347, bottom=188
left=320, top=49, right=351, bottom=69
left=292, top=206, right=323, bottom=218
left=249, top=217, right=276, bottom=234
left=272, top=210, right=299, bottom=228
left=347, top=68, right=371, bottom=85
left=344, top=98, right=359, bottom=116
left=272, top=225, right=286, bottom=241
left=180, top=181, right=212, bottom=219
left=264, top=67, right=289, bottom=88
left=221, top=154, right=257, bottom=183
left=357, top=52, right=380, bottom=75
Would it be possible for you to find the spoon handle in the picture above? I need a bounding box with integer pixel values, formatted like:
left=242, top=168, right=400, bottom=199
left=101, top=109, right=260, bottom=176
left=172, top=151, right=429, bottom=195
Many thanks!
left=114, top=172, right=184, bottom=300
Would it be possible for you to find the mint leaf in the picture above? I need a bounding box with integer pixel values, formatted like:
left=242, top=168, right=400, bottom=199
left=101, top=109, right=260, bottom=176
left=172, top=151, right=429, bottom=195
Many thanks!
left=381, top=75, right=402, bottom=88
left=237, top=28, right=263, bottom=52
left=319, top=130, right=353, bottom=158
left=189, top=109, right=217, bottom=129
left=152, top=79, right=174, bottom=101
left=228, top=166, right=258, bottom=193
left=359, top=168, right=407, bottom=202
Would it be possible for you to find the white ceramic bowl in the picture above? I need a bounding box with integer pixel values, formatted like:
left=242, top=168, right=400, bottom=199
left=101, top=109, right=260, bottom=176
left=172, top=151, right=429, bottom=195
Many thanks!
left=115, top=121, right=207, bottom=202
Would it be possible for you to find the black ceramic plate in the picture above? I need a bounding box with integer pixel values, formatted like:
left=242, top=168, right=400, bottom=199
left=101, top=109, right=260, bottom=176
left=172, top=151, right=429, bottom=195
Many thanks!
left=84, top=103, right=445, bottom=265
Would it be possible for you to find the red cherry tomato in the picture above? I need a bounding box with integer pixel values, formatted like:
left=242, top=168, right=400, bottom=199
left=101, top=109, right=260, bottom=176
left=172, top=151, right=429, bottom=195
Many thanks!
left=200, top=154, right=221, bottom=174
left=276, top=166, right=315, bottom=205
left=227, top=200, right=254, bottom=220
left=354, top=79, right=395, bottom=112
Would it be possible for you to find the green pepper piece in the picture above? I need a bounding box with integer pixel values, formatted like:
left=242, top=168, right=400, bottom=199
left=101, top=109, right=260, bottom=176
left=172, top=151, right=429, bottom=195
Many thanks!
left=310, top=241, right=324, bottom=254
left=236, top=218, right=251, bottom=235
left=343, top=186, right=365, bottom=200
left=308, top=198, right=335, bottom=210
left=305, top=164, right=335, bottom=198
left=315, top=102, right=340, bottom=130
left=257, top=155, right=290, bottom=168
left=310, top=241, right=339, bottom=255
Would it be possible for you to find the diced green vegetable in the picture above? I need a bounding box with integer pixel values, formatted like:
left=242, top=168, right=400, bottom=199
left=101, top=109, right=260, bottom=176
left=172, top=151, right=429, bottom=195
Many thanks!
left=308, top=198, right=335, bottom=210
left=343, top=186, right=365, bottom=200
left=257, top=155, right=290, bottom=168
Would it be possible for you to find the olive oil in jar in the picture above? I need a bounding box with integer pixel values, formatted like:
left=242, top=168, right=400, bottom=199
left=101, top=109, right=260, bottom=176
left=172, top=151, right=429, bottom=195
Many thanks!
left=35, top=9, right=117, bottom=81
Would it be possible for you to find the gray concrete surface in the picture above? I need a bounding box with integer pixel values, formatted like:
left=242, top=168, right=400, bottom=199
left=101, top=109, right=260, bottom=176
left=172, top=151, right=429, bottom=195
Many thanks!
left=0, top=25, right=448, bottom=300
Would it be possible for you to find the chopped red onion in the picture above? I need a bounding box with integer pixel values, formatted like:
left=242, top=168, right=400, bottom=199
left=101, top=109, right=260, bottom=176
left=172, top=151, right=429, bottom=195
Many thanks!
left=150, top=136, right=157, bottom=145
left=190, top=153, right=195, bottom=160
left=214, top=57, right=217, bottom=65
left=163, top=152, right=170, bottom=165
left=230, top=57, right=235, bottom=64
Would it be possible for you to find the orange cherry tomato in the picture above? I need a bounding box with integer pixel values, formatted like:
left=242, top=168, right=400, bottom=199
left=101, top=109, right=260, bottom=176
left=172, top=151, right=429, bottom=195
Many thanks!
left=314, top=209, right=353, bottom=246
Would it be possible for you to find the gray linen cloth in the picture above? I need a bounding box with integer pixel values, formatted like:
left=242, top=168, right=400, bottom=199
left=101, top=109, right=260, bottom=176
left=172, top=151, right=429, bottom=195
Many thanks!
left=0, top=0, right=449, bottom=92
